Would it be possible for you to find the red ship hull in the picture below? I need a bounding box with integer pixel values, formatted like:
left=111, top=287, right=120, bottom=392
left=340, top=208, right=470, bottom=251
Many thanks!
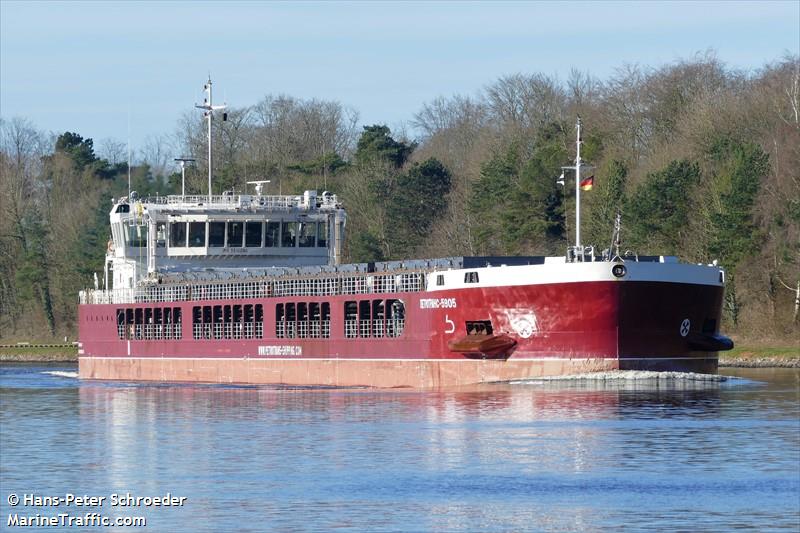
left=78, top=277, right=724, bottom=388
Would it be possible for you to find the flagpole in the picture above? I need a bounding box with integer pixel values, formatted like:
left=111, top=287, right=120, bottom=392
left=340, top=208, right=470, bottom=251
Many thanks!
left=575, top=116, right=582, bottom=252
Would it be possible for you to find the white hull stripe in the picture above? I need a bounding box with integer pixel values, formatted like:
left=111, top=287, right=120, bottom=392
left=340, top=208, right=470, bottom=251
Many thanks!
left=79, top=356, right=717, bottom=362
left=426, top=260, right=723, bottom=291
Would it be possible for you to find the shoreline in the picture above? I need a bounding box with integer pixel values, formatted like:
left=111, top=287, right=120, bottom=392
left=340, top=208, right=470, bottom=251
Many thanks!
left=1, top=352, right=797, bottom=368
left=0, top=352, right=78, bottom=362
left=718, top=357, right=799, bottom=368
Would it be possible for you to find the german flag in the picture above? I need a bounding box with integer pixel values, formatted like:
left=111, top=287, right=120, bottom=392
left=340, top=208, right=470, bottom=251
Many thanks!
left=580, top=175, right=594, bottom=191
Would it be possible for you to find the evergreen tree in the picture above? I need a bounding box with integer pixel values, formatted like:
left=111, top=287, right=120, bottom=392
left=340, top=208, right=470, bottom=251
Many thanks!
left=354, top=125, right=416, bottom=168
left=386, top=158, right=452, bottom=257
left=626, top=159, right=701, bottom=253
left=55, top=132, right=98, bottom=170
left=706, top=139, right=768, bottom=268
left=14, top=207, right=55, bottom=335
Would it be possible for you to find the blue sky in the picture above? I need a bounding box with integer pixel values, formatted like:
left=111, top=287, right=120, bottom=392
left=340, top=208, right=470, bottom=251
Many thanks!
left=1, top=1, right=798, bottom=149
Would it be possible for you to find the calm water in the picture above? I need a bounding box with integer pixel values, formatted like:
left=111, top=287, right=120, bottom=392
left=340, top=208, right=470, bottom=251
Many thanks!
left=1, top=364, right=798, bottom=532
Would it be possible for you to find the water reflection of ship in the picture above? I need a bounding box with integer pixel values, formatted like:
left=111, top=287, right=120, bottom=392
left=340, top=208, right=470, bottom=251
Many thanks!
left=77, top=381, right=722, bottom=423
left=76, top=381, right=722, bottom=530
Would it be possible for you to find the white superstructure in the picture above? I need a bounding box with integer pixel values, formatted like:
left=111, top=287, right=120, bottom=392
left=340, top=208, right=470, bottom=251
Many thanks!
left=106, top=189, right=346, bottom=291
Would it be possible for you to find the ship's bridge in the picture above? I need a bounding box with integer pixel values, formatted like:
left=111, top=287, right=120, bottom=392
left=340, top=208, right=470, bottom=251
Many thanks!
left=106, top=190, right=346, bottom=290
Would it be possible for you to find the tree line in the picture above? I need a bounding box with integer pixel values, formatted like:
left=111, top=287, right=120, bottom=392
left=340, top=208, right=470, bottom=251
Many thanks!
left=1, top=53, right=798, bottom=341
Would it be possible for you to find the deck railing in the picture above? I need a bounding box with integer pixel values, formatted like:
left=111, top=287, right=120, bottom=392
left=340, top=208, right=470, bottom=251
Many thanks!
left=80, top=271, right=428, bottom=305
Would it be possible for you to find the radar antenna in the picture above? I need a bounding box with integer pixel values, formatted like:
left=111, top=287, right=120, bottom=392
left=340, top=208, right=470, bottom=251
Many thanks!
left=246, top=180, right=271, bottom=196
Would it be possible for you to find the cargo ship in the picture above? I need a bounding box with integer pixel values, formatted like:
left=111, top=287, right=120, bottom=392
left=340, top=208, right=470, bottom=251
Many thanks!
left=77, top=79, right=733, bottom=388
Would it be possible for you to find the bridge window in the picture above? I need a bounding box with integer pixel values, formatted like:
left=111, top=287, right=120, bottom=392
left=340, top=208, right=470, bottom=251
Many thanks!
left=282, top=222, right=297, bottom=247
left=299, top=222, right=316, bottom=247
left=208, top=222, right=225, bottom=247
left=246, top=222, right=263, bottom=247
left=265, top=222, right=280, bottom=247
left=156, top=223, right=167, bottom=248
left=436, top=274, right=444, bottom=286
left=188, top=222, right=206, bottom=247
left=464, top=271, right=479, bottom=283
left=317, top=221, right=328, bottom=248
left=228, top=222, right=244, bottom=247
left=127, top=224, right=147, bottom=248
left=170, top=222, right=187, bottom=247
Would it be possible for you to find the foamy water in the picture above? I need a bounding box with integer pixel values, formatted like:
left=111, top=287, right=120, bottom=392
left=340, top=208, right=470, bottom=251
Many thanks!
left=41, top=370, right=79, bottom=379
left=513, top=370, right=729, bottom=383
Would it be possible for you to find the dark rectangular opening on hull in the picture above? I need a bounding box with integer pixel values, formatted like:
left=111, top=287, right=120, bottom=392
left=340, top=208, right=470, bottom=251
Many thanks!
left=134, top=308, right=143, bottom=339
left=232, top=305, right=242, bottom=339
left=244, top=304, right=254, bottom=339
left=321, top=302, right=330, bottom=338
left=117, top=309, right=125, bottom=339
left=285, top=303, right=296, bottom=338
left=223, top=305, right=232, bottom=339
left=254, top=304, right=263, bottom=339
left=297, top=303, right=308, bottom=338
left=144, top=308, right=153, bottom=339
left=466, top=320, right=493, bottom=335
left=202, top=306, right=212, bottom=339
left=358, top=300, right=371, bottom=338
left=276, top=303, right=285, bottom=339
left=164, top=307, right=173, bottom=339
left=213, top=305, right=223, bottom=339
left=372, top=300, right=385, bottom=338
left=344, top=300, right=357, bottom=338
left=464, top=272, right=479, bottom=283
left=172, top=307, right=182, bottom=339
left=192, top=306, right=201, bottom=339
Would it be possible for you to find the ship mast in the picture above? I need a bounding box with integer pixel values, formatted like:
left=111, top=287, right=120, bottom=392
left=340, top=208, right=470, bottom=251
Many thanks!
left=195, top=78, right=226, bottom=201
left=575, top=117, right=582, bottom=251
left=560, top=116, right=593, bottom=261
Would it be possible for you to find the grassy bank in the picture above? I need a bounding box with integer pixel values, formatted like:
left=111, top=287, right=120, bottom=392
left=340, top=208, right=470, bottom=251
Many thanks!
left=0, top=345, right=78, bottom=362
left=719, top=344, right=799, bottom=368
